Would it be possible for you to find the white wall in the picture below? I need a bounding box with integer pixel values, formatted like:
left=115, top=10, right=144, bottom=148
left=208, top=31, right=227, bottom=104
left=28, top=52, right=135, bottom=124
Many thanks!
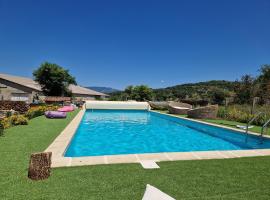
left=85, top=101, right=150, bottom=110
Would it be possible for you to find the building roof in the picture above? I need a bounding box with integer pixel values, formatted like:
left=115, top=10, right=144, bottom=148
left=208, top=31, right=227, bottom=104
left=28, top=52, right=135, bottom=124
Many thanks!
left=68, top=84, right=108, bottom=96
left=0, top=73, right=41, bottom=91
left=0, top=73, right=108, bottom=97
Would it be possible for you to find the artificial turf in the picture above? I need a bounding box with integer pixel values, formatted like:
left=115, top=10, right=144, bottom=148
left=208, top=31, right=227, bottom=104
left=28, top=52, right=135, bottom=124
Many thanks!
left=202, top=118, right=270, bottom=135
left=1, top=110, right=270, bottom=199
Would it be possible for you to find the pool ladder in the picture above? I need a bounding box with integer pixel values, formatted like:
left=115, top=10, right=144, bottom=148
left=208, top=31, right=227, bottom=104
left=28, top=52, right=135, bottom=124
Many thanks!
left=245, top=112, right=263, bottom=143
left=260, top=118, right=270, bottom=144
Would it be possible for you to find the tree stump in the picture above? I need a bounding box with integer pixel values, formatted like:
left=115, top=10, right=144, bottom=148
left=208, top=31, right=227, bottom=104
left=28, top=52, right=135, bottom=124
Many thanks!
left=28, top=152, right=52, bottom=180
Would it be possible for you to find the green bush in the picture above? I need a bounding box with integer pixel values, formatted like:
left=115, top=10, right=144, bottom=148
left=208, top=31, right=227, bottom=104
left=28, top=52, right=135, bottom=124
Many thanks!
left=0, top=114, right=28, bottom=129
left=5, top=111, right=13, bottom=117
left=0, top=117, right=12, bottom=129
left=217, top=106, right=227, bottom=118
left=25, top=108, right=44, bottom=119
left=10, top=115, right=28, bottom=126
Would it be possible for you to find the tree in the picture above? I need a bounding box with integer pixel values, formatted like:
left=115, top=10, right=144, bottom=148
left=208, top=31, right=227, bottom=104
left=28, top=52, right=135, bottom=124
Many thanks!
left=234, top=74, right=255, bottom=104
left=109, top=85, right=153, bottom=101
left=209, top=87, right=231, bottom=105
left=153, top=89, right=174, bottom=101
left=109, top=91, right=122, bottom=101
left=123, top=85, right=134, bottom=100
left=33, top=62, right=76, bottom=96
left=257, top=64, right=270, bottom=103
left=131, top=85, right=153, bottom=101
left=124, top=85, right=134, bottom=97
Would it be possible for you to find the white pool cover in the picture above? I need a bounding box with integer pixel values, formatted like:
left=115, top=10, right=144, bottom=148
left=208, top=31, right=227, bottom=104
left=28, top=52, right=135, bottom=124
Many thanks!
left=85, top=101, right=150, bottom=110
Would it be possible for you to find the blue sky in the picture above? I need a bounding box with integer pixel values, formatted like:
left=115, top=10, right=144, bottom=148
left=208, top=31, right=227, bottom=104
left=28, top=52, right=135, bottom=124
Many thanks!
left=0, top=0, right=269, bottom=89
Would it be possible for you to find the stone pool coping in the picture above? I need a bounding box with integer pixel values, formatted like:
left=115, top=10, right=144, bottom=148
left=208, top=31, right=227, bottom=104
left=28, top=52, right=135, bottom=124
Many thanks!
left=45, top=108, right=270, bottom=168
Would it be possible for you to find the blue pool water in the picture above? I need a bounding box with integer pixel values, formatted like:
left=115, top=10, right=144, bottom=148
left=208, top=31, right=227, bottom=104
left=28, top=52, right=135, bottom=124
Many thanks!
left=65, top=110, right=270, bottom=157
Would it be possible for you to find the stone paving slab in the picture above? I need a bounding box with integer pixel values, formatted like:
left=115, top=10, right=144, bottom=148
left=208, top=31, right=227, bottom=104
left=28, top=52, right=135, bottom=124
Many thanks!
left=166, top=152, right=198, bottom=160
left=137, top=153, right=168, bottom=162
left=193, top=151, right=226, bottom=159
left=106, top=154, right=138, bottom=164
left=140, top=160, right=160, bottom=169
left=71, top=156, right=106, bottom=166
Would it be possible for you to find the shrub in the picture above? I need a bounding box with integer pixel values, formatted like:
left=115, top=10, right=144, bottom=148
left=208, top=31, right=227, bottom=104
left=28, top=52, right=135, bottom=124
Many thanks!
left=5, top=111, right=13, bottom=117
left=25, top=105, right=59, bottom=119
left=0, top=117, right=12, bottom=129
left=0, top=105, right=59, bottom=130
left=217, top=106, right=227, bottom=118
left=0, top=101, right=29, bottom=113
left=10, top=114, right=28, bottom=125
left=218, top=105, right=270, bottom=126
left=0, top=114, right=29, bottom=130
left=25, top=107, right=44, bottom=119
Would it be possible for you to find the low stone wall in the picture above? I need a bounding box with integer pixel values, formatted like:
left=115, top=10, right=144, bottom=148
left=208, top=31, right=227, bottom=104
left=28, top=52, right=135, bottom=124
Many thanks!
left=0, top=101, right=29, bottom=113
left=168, top=107, right=190, bottom=115
left=168, top=102, right=192, bottom=114
left=169, top=102, right=193, bottom=109
left=149, top=101, right=169, bottom=110
left=187, top=105, right=218, bottom=119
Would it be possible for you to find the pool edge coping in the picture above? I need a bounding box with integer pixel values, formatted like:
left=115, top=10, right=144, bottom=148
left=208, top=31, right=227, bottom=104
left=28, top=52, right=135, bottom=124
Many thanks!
left=45, top=109, right=270, bottom=168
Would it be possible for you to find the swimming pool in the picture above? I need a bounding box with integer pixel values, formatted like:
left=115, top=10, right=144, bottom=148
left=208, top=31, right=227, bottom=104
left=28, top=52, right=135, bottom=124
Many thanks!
left=65, top=110, right=270, bottom=157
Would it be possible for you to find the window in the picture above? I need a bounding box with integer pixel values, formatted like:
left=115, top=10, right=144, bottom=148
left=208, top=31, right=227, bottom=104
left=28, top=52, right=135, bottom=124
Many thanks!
left=11, top=93, right=29, bottom=101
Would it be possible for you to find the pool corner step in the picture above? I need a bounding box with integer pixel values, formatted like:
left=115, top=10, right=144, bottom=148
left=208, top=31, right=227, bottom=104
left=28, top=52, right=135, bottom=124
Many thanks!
left=140, top=160, right=160, bottom=169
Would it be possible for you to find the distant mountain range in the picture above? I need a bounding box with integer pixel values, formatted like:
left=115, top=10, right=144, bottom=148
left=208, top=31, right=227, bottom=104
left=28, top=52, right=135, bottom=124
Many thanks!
left=87, top=86, right=120, bottom=94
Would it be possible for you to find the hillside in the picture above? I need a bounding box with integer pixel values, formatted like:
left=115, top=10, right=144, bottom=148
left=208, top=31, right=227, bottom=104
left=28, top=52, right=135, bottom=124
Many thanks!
left=109, top=80, right=238, bottom=104
left=154, top=80, right=236, bottom=100
left=153, top=80, right=237, bottom=102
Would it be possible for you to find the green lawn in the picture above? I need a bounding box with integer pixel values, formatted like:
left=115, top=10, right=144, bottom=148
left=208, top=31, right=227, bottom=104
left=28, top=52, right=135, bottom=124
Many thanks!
left=202, top=119, right=270, bottom=135
left=1, top=110, right=270, bottom=199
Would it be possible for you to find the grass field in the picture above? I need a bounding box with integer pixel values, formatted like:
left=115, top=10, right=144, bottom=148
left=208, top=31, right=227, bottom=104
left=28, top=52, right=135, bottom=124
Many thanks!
left=1, top=109, right=270, bottom=199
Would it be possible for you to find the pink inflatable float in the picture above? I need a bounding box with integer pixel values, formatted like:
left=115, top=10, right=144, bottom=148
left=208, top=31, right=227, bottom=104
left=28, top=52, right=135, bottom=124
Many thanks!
left=57, top=106, right=74, bottom=112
